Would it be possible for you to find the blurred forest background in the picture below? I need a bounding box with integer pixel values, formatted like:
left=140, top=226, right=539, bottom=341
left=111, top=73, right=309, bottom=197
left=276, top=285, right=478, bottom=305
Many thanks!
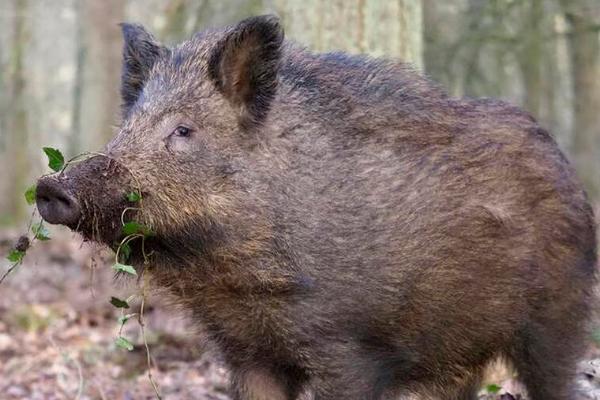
left=0, top=0, right=599, bottom=225
left=1, top=1, right=600, bottom=399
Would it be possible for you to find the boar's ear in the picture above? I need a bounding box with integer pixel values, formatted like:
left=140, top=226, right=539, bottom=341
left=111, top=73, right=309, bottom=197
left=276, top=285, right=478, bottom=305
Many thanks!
left=208, top=15, right=284, bottom=130
left=120, top=23, right=169, bottom=118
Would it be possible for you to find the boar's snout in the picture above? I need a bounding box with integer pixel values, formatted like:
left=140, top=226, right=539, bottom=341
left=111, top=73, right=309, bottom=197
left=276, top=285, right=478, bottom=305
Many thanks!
left=36, top=176, right=81, bottom=227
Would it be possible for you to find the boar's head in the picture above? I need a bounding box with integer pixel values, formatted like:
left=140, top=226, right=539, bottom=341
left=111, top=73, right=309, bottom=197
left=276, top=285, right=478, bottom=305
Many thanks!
left=36, top=15, right=284, bottom=268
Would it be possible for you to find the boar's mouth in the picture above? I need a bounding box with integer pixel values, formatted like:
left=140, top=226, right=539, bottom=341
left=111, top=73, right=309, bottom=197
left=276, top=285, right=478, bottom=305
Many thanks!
left=36, top=155, right=139, bottom=248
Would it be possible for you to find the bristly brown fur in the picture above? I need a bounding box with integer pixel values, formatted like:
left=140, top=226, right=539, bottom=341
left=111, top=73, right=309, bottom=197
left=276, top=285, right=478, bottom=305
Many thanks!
left=42, top=15, right=596, bottom=400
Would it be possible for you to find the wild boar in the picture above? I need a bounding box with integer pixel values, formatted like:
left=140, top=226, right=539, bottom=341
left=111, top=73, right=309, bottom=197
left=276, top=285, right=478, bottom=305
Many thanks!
left=35, top=15, right=596, bottom=400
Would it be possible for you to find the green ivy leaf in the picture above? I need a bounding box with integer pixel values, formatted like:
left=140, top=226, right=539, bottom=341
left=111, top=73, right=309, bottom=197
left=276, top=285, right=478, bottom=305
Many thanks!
left=122, top=221, right=153, bottom=237
left=31, top=222, right=50, bottom=241
left=42, top=147, right=65, bottom=172
left=7, top=249, right=25, bottom=263
left=119, top=242, right=131, bottom=262
left=24, top=185, right=37, bottom=205
left=485, top=384, right=502, bottom=394
left=126, top=191, right=141, bottom=202
left=112, top=262, right=137, bottom=276
left=109, top=296, right=130, bottom=309
left=122, top=222, right=138, bottom=235
left=115, top=336, right=134, bottom=351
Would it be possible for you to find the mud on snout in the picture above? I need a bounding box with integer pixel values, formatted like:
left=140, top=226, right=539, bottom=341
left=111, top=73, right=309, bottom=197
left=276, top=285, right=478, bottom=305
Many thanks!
left=36, top=155, right=139, bottom=247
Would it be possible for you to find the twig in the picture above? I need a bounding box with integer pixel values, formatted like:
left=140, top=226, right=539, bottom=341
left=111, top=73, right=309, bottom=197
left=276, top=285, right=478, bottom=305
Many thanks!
left=120, top=207, right=142, bottom=226
left=89, top=255, right=97, bottom=299
left=72, top=355, right=84, bottom=400
left=115, top=233, right=144, bottom=263
left=0, top=207, right=44, bottom=285
left=139, top=280, right=162, bottom=399
left=0, top=261, right=21, bottom=285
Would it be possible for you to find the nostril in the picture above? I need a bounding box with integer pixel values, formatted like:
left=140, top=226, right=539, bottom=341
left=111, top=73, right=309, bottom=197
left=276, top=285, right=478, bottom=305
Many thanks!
left=35, top=177, right=81, bottom=226
left=56, top=195, right=72, bottom=207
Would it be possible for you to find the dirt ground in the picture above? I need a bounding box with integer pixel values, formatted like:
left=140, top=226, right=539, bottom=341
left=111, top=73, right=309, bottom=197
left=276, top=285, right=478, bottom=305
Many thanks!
left=1, top=227, right=600, bottom=400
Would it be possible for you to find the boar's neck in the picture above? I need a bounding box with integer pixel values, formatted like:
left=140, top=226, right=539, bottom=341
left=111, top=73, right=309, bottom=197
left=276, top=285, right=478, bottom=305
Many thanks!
left=142, top=202, right=306, bottom=300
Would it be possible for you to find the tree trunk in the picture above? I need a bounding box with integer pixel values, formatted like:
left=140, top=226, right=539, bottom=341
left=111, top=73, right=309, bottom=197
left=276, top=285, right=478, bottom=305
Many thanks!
left=518, top=0, right=544, bottom=118
left=76, top=0, right=125, bottom=153
left=272, top=0, right=423, bottom=67
left=156, top=0, right=424, bottom=67
left=0, top=0, right=29, bottom=224
left=562, top=0, right=600, bottom=198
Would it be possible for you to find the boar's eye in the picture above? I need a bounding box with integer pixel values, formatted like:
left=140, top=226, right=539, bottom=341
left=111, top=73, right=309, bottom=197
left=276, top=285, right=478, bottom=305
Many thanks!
left=173, top=126, right=191, bottom=137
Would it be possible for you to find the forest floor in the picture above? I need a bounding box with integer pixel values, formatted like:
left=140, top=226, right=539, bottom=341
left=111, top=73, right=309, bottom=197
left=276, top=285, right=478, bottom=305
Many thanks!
left=1, top=228, right=600, bottom=400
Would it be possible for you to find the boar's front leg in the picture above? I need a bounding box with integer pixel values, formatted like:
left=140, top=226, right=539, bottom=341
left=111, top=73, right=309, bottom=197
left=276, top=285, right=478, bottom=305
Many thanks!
left=229, top=365, right=307, bottom=400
